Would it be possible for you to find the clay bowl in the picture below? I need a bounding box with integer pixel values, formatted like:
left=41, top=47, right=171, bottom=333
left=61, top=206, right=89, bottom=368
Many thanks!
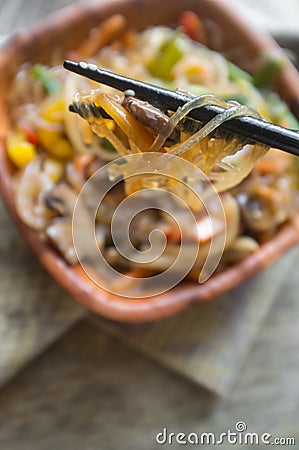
left=0, top=0, right=299, bottom=322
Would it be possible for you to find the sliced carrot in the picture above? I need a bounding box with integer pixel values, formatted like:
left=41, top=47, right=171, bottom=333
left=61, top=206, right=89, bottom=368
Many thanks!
left=20, top=124, right=40, bottom=146
left=75, top=15, right=127, bottom=58
left=178, top=11, right=207, bottom=44
left=74, top=154, right=94, bottom=172
left=253, top=184, right=281, bottom=203
left=255, top=149, right=292, bottom=175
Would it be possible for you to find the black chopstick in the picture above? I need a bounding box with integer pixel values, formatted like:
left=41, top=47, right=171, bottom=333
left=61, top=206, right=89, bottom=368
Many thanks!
left=63, top=60, right=299, bottom=157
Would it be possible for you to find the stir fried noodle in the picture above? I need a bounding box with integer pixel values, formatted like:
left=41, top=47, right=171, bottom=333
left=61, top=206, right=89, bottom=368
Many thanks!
left=6, top=13, right=299, bottom=292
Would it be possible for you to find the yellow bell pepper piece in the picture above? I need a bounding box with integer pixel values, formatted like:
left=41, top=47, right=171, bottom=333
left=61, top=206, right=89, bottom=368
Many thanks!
left=40, top=97, right=65, bottom=123
left=37, top=96, right=74, bottom=160
left=6, top=132, right=36, bottom=168
left=37, top=128, right=73, bottom=160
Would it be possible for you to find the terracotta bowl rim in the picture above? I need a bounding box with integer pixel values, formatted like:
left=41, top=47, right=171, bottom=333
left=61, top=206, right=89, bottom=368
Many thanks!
left=0, top=0, right=299, bottom=323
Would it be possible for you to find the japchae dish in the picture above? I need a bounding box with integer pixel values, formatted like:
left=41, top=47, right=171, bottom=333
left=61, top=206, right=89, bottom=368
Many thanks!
left=6, top=12, right=299, bottom=283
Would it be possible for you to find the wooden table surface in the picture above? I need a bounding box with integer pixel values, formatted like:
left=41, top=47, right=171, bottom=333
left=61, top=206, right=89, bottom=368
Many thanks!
left=1, top=1, right=299, bottom=449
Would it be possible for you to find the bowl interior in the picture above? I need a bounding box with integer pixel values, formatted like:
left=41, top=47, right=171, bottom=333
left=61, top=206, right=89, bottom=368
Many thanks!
left=0, top=0, right=299, bottom=322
